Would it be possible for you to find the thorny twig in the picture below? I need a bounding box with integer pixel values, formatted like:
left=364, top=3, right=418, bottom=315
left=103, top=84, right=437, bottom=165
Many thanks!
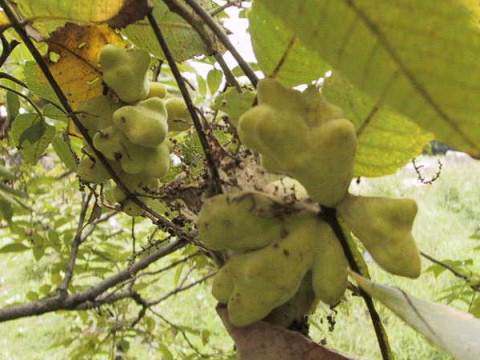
left=412, top=158, right=442, bottom=185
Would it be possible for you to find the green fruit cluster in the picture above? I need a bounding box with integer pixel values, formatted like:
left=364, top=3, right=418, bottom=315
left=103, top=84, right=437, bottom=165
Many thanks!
left=77, top=45, right=189, bottom=216
left=237, top=78, right=421, bottom=279
left=198, top=191, right=348, bottom=327
left=199, top=79, right=423, bottom=327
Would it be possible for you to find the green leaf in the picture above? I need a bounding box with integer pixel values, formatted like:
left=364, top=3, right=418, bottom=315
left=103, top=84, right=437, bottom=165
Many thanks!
left=471, top=295, right=480, bottom=318
left=158, top=343, right=174, bottom=360
left=123, top=0, right=214, bottom=62
left=52, top=134, right=78, bottom=172
left=24, top=62, right=60, bottom=105
left=353, top=273, right=480, bottom=360
left=323, top=74, right=433, bottom=177
left=11, top=114, right=56, bottom=164
left=5, top=90, right=20, bottom=122
left=43, top=104, right=68, bottom=122
left=212, top=87, right=256, bottom=127
left=0, top=200, right=13, bottom=223
left=0, top=243, right=29, bottom=253
left=249, top=0, right=329, bottom=87
left=0, top=165, right=15, bottom=180
left=257, top=0, right=480, bottom=155
left=0, top=183, right=28, bottom=198
left=207, top=68, right=223, bottom=94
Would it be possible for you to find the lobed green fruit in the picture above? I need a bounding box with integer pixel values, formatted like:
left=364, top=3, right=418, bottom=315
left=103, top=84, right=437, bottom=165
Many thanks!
left=337, top=194, right=421, bottom=278
left=237, top=79, right=357, bottom=207
left=92, top=126, right=124, bottom=160
left=121, top=199, right=144, bottom=217
left=113, top=98, right=168, bottom=148
left=143, top=142, right=170, bottom=178
left=146, top=82, right=168, bottom=99
left=119, top=140, right=152, bottom=175
left=77, top=156, right=111, bottom=183
left=165, top=97, right=193, bottom=131
left=197, top=191, right=287, bottom=252
left=77, top=96, right=119, bottom=133
left=264, top=271, right=317, bottom=328
left=99, top=45, right=151, bottom=103
left=293, top=118, right=357, bottom=207
left=212, top=214, right=323, bottom=327
left=311, top=220, right=348, bottom=305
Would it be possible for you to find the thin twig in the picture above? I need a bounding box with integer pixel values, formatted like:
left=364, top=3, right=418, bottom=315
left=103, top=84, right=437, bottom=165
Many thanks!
left=0, top=239, right=187, bottom=322
left=0, top=0, right=190, bottom=237
left=147, top=272, right=216, bottom=306
left=181, top=0, right=258, bottom=87
left=146, top=10, right=223, bottom=195
left=322, top=207, right=391, bottom=360
left=421, top=251, right=480, bottom=291
left=56, top=192, right=93, bottom=296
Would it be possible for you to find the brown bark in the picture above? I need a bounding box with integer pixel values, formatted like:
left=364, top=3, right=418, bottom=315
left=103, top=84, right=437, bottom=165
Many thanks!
left=217, top=305, right=361, bottom=360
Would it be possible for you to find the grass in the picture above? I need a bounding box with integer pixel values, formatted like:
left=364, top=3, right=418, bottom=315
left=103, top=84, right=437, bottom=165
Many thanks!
left=1, top=154, right=479, bottom=359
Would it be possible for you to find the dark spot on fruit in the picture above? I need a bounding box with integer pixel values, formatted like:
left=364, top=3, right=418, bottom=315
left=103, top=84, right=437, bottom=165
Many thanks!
left=283, top=249, right=289, bottom=256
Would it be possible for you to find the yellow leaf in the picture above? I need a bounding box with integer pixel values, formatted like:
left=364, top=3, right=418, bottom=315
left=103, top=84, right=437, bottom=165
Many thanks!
left=44, top=23, right=125, bottom=136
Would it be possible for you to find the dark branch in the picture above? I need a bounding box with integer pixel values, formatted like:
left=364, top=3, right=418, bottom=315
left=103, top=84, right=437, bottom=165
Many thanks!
left=181, top=0, right=258, bottom=87
left=146, top=10, right=223, bottom=195
left=56, top=193, right=92, bottom=296
left=0, top=239, right=187, bottom=322
left=322, top=207, right=392, bottom=360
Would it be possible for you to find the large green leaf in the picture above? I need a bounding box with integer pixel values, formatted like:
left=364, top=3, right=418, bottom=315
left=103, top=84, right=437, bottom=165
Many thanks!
left=122, top=0, right=212, bottom=61
left=11, top=114, right=56, bottom=164
left=353, top=273, right=480, bottom=360
left=323, top=75, right=433, bottom=177
left=256, top=0, right=480, bottom=155
left=249, top=1, right=329, bottom=87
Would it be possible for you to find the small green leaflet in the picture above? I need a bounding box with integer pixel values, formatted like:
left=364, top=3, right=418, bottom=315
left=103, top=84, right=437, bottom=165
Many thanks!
left=11, top=114, right=55, bottom=164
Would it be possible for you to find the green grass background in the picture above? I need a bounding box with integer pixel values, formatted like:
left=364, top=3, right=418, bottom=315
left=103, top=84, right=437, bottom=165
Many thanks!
left=1, top=154, right=479, bottom=359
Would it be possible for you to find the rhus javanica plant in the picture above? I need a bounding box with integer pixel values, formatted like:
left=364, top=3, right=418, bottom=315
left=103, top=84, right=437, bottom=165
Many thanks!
left=0, top=0, right=479, bottom=359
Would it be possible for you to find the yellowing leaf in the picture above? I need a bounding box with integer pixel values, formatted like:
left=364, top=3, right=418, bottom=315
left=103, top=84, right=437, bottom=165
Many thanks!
left=44, top=23, right=125, bottom=135
left=323, top=75, right=433, bottom=177
left=257, top=0, right=480, bottom=156
left=0, top=11, right=11, bottom=33
left=353, top=273, right=480, bottom=360
left=19, top=0, right=149, bottom=28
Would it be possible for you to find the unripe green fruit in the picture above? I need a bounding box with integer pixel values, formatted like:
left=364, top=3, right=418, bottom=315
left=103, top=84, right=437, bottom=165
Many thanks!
left=212, top=214, right=323, bottom=327
left=146, top=82, right=168, bottom=99
left=99, top=45, right=151, bottom=103
left=228, top=216, right=322, bottom=326
left=337, top=194, right=421, bottom=278
left=121, top=199, right=144, bottom=217
left=77, top=96, right=119, bottom=133
left=143, top=142, right=170, bottom=178
left=92, top=126, right=124, bottom=160
left=264, top=177, right=309, bottom=201
left=113, top=98, right=168, bottom=148
left=265, top=271, right=317, bottom=328
left=197, top=191, right=286, bottom=252
left=311, top=221, right=348, bottom=305
left=165, top=97, right=193, bottom=131
left=77, top=156, right=111, bottom=183
left=119, top=140, right=152, bottom=175
left=237, top=79, right=357, bottom=207
left=294, top=118, right=357, bottom=207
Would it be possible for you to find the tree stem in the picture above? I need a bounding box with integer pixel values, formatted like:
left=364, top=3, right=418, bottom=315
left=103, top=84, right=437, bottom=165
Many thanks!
left=323, top=207, right=392, bottom=360
left=146, top=10, right=223, bottom=195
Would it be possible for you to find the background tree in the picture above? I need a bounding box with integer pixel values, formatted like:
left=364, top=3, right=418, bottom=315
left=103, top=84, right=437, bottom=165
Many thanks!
left=0, top=0, right=479, bottom=359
